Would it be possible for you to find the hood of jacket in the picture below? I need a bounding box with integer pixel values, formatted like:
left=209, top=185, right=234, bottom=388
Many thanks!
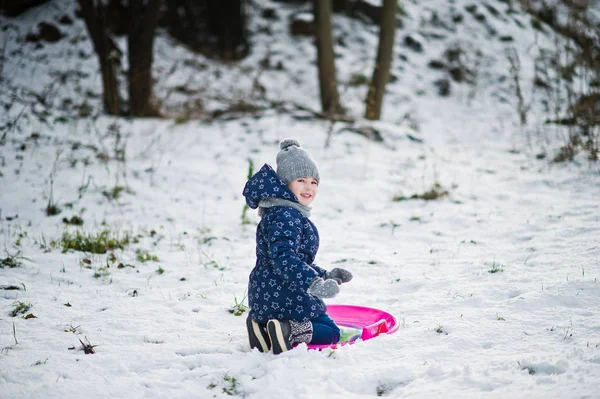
left=242, top=163, right=299, bottom=209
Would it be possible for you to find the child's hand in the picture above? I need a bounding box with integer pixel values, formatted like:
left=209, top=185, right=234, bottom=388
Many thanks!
left=325, top=268, right=353, bottom=284
left=307, top=277, right=340, bottom=299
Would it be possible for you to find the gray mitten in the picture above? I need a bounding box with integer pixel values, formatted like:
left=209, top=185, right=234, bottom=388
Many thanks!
left=307, top=277, right=340, bottom=299
left=324, top=268, right=353, bottom=284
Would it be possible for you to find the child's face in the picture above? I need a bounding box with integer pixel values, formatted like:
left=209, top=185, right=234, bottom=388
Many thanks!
left=287, top=176, right=319, bottom=206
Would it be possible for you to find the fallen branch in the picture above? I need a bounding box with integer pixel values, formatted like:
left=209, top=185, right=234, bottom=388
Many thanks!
left=207, top=99, right=355, bottom=124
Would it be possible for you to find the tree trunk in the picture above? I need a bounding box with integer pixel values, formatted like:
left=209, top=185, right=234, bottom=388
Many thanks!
left=314, top=0, right=341, bottom=115
left=206, top=0, right=249, bottom=60
left=128, top=0, right=160, bottom=117
left=365, top=0, right=396, bottom=120
left=78, top=0, right=121, bottom=115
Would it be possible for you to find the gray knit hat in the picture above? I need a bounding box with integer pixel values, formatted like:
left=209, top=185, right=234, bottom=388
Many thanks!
left=276, top=139, right=320, bottom=184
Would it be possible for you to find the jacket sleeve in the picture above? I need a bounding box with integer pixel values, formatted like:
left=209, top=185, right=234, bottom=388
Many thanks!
left=266, top=210, right=319, bottom=291
left=311, top=264, right=327, bottom=277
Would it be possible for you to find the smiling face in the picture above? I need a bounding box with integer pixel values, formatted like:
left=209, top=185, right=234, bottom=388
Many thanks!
left=287, top=176, right=319, bottom=206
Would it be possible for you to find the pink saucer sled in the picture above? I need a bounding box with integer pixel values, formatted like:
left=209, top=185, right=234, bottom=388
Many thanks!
left=307, top=304, right=399, bottom=350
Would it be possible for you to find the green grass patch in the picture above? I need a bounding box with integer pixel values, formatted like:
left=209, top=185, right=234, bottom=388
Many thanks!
left=393, top=183, right=449, bottom=202
left=205, top=259, right=225, bottom=271
left=10, top=301, right=32, bottom=317
left=136, top=249, right=159, bottom=263
left=102, top=185, right=134, bottom=200
left=228, top=293, right=249, bottom=316
left=208, top=373, right=241, bottom=396
left=62, top=215, right=84, bottom=225
left=93, top=268, right=111, bottom=279
left=53, top=230, right=130, bottom=254
left=333, top=258, right=349, bottom=264
left=488, top=261, right=504, bottom=274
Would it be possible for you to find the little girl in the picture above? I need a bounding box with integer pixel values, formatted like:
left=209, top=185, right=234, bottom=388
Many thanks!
left=242, top=139, right=353, bottom=354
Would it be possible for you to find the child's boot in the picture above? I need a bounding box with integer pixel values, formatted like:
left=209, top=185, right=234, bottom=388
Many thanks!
left=266, top=319, right=313, bottom=355
left=246, top=315, right=271, bottom=352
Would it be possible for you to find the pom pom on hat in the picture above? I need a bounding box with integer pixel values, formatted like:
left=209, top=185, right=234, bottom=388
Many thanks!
left=280, top=139, right=300, bottom=150
left=276, top=138, right=320, bottom=184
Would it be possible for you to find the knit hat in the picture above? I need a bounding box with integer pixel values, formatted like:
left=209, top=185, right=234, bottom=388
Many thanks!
left=276, top=139, right=320, bottom=184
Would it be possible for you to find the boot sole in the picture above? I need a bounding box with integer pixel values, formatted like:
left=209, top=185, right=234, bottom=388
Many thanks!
left=247, top=317, right=270, bottom=352
left=267, top=320, right=292, bottom=355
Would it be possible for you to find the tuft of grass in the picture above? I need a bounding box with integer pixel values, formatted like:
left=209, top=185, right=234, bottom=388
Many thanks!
left=488, top=260, right=504, bottom=274
left=1, top=250, right=24, bottom=268
left=349, top=72, right=369, bottom=87
left=241, top=158, right=255, bottom=225
left=10, top=301, right=32, bottom=317
left=53, top=230, right=130, bottom=254
left=241, top=204, right=252, bottom=225
left=221, top=374, right=240, bottom=396
left=552, top=136, right=578, bottom=163
left=202, top=254, right=224, bottom=271
left=14, top=231, right=26, bottom=247
left=46, top=196, right=61, bottom=216
left=62, top=215, right=84, bottom=225
left=156, top=266, right=165, bottom=275
left=393, top=183, right=449, bottom=202
left=550, top=132, right=599, bottom=164
left=136, top=249, right=159, bottom=263
left=376, top=381, right=404, bottom=396
left=197, top=228, right=217, bottom=245
left=208, top=373, right=241, bottom=396
left=435, top=325, right=446, bottom=334
left=46, top=165, right=62, bottom=216
left=102, top=185, right=134, bottom=201
left=228, top=292, right=249, bottom=316
left=93, top=265, right=111, bottom=279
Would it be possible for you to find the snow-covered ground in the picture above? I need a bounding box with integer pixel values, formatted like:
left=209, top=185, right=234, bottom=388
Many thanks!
left=1, top=0, right=599, bottom=398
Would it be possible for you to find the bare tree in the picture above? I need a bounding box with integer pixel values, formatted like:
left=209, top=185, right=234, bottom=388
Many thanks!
left=127, top=0, right=160, bottom=116
left=78, top=0, right=121, bottom=115
left=314, top=0, right=341, bottom=115
left=365, top=0, right=396, bottom=120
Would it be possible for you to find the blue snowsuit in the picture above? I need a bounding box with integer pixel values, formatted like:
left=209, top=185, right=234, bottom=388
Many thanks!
left=242, top=164, right=329, bottom=324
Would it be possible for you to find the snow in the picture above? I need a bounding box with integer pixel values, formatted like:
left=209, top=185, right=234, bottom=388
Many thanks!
left=1, top=0, right=600, bottom=398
